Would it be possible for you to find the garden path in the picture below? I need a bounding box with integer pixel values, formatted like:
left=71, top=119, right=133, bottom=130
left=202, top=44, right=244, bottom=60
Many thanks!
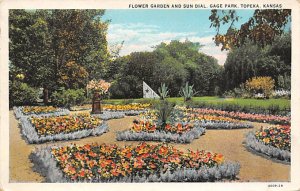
left=9, top=111, right=289, bottom=182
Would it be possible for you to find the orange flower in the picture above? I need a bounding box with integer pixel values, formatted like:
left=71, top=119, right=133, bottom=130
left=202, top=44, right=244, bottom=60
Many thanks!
left=133, top=159, right=144, bottom=169
left=126, top=152, right=132, bottom=158
left=64, top=164, right=76, bottom=175
left=87, top=160, right=97, bottom=168
left=149, top=162, right=156, bottom=169
left=213, top=154, right=224, bottom=164
left=165, top=124, right=171, bottom=130
left=158, top=146, right=168, bottom=156
left=88, top=151, right=97, bottom=158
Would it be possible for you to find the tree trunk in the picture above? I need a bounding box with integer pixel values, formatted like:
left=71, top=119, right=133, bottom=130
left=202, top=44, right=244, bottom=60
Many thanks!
left=43, top=85, right=49, bottom=105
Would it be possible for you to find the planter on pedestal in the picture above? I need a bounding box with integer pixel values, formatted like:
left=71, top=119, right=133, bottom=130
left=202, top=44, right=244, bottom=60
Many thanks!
left=92, top=91, right=102, bottom=114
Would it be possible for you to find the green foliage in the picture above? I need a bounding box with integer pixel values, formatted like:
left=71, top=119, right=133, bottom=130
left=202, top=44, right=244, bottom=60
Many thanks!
left=223, top=33, right=291, bottom=91
left=158, top=83, right=169, bottom=100
left=155, top=100, right=175, bottom=128
left=51, top=88, right=86, bottom=108
left=209, top=9, right=291, bottom=50
left=277, top=74, right=291, bottom=90
left=9, top=10, right=109, bottom=104
left=179, top=82, right=198, bottom=102
left=110, top=40, right=222, bottom=99
left=100, top=97, right=290, bottom=115
left=9, top=81, right=39, bottom=107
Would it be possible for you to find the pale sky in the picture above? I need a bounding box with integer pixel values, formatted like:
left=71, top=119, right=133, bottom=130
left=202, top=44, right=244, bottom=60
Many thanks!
left=103, top=10, right=254, bottom=65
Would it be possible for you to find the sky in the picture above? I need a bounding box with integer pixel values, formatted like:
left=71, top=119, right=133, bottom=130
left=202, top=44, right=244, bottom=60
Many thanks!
left=103, top=10, right=255, bottom=65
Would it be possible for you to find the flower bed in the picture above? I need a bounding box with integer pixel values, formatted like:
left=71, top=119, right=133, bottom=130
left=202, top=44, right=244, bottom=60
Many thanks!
left=19, top=114, right=108, bottom=144
left=188, top=107, right=290, bottom=125
left=103, top=103, right=151, bottom=111
left=117, top=120, right=205, bottom=143
left=14, top=106, right=70, bottom=119
left=245, top=125, right=290, bottom=162
left=173, top=111, right=253, bottom=130
left=30, top=142, right=240, bottom=182
left=70, top=103, right=150, bottom=115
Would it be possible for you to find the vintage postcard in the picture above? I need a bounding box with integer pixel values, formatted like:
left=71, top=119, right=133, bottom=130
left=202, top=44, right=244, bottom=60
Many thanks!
left=0, top=0, right=300, bottom=190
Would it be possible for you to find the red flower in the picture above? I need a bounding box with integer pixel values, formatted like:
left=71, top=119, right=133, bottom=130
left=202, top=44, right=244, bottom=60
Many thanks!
left=79, top=169, right=85, bottom=178
left=126, top=152, right=132, bottom=158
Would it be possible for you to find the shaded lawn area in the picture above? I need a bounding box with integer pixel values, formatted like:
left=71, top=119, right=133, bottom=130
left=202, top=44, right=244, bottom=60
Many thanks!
left=102, top=97, right=290, bottom=110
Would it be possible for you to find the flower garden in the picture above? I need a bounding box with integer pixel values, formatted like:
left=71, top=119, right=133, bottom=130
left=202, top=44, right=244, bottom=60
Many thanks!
left=9, top=80, right=291, bottom=183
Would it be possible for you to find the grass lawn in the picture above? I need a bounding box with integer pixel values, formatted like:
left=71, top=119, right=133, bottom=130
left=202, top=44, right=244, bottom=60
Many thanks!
left=102, top=96, right=290, bottom=110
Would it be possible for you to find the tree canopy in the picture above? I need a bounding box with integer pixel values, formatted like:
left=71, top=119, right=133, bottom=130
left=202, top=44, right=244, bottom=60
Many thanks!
left=109, top=40, right=223, bottom=98
left=209, top=9, right=291, bottom=50
left=223, top=32, right=291, bottom=91
left=9, top=9, right=109, bottom=103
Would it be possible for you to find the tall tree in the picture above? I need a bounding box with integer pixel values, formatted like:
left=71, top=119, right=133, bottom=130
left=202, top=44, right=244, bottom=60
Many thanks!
left=223, top=33, right=291, bottom=90
left=9, top=10, right=109, bottom=103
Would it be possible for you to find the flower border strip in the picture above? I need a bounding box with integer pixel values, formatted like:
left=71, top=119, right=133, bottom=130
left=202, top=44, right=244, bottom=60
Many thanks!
left=13, top=106, right=70, bottom=119
left=30, top=147, right=240, bottom=183
left=201, top=121, right=253, bottom=129
left=116, top=127, right=206, bottom=143
left=92, top=111, right=125, bottom=120
left=244, top=132, right=290, bottom=162
left=19, top=117, right=109, bottom=144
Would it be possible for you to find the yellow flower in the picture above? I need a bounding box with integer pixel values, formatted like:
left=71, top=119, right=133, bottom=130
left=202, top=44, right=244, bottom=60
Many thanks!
left=263, top=138, right=270, bottom=144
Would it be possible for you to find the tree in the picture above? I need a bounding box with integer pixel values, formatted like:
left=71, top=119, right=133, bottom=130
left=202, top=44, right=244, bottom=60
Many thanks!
left=109, top=40, right=223, bottom=98
left=223, top=33, right=291, bottom=91
left=209, top=9, right=291, bottom=50
left=9, top=10, right=109, bottom=104
left=58, top=61, right=89, bottom=89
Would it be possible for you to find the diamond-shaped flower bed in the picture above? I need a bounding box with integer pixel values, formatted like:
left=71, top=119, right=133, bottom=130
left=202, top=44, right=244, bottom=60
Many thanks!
left=117, top=120, right=206, bottom=143
left=30, top=142, right=240, bottom=182
left=19, top=114, right=108, bottom=144
left=245, top=125, right=290, bottom=162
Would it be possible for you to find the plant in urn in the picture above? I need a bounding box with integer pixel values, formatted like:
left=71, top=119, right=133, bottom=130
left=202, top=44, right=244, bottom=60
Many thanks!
left=87, top=79, right=111, bottom=114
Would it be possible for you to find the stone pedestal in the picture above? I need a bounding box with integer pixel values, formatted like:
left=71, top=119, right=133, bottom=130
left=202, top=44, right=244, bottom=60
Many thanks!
left=91, top=91, right=102, bottom=114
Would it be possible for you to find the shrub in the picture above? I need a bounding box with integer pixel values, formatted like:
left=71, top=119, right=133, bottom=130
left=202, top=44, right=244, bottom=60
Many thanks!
left=51, top=88, right=86, bottom=108
left=179, top=82, right=198, bottom=102
left=245, top=76, right=275, bottom=99
left=9, top=81, right=39, bottom=107
left=222, top=90, right=234, bottom=98
left=155, top=100, right=175, bottom=129
left=158, top=83, right=169, bottom=100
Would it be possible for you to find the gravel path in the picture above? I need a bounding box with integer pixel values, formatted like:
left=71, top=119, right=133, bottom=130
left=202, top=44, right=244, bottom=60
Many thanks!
left=9, top=111, right=290, bottom=182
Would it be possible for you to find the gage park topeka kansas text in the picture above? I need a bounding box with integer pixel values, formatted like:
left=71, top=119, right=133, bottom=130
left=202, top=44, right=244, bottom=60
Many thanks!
left=128, top=4, right=283, bottom=9
left=9, top=9, right=291, bottom=183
